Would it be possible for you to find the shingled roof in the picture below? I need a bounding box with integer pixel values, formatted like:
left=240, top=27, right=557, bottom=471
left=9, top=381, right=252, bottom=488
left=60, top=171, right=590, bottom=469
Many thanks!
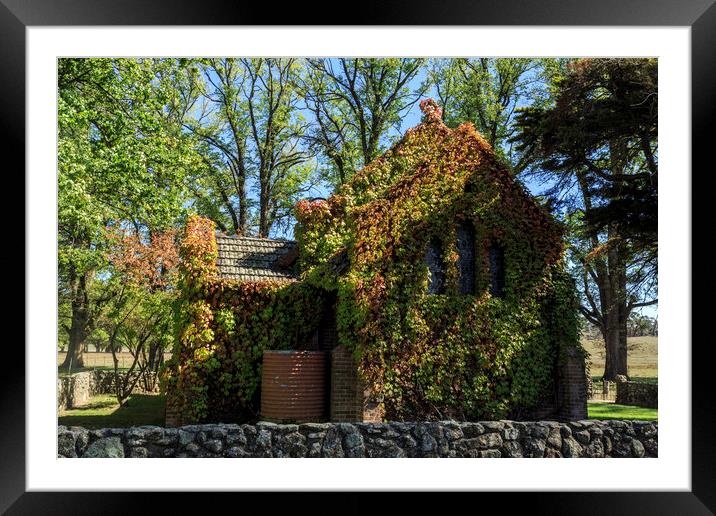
left=215, top=234, right=299, bottom=282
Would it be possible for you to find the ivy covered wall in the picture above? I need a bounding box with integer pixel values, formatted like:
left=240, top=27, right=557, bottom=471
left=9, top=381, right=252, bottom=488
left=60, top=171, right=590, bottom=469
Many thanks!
left=162, top=216, right=329, bottom=424
left=164, top=100, right=584, bottom=424
left=295, top=100, right=583, bottom=421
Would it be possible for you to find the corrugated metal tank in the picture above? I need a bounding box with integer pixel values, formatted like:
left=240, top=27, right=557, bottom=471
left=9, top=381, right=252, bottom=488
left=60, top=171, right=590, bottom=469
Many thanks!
left=260, top=350, right=327, bottom=423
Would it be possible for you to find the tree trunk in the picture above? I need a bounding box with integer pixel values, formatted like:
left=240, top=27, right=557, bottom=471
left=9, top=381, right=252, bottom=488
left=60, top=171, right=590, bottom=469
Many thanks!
left=602, top=316, right=620, bottom=380
left=259, top=177, right=270, bottom=237
left=60, top=270, right=91, bottom=369
left=601, top=253, right=623, bottom=381
left=217, top=185, right=239, bottom=234
left=602, top=139, right=630, bottom=379
left=237, top=170, right=247, bottom=234
left=616, top=244, right=630, bottom=378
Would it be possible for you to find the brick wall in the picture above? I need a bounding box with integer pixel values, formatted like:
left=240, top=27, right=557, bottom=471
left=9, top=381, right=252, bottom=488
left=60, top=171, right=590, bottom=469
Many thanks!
left=557, top=347, right=588, bottom=420
left=166, top=344, right=381, bottom=426
left=164, top=390, right=183, bottom=428
left=328, top=339, right=585, bottom=423
left=165, top=342, right=585, bottom=425
left=328, top=345, right=385, bottom=423
left=329, top=345, right=363, bottom=421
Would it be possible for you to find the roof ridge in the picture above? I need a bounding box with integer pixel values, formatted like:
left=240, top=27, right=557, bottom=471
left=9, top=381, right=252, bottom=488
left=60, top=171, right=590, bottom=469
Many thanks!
left=215, top=233, right=297, bottom=244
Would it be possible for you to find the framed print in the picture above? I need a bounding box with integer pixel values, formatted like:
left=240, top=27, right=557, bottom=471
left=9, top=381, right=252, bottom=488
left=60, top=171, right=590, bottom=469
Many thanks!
left=3, top=0, right=713, bottom=512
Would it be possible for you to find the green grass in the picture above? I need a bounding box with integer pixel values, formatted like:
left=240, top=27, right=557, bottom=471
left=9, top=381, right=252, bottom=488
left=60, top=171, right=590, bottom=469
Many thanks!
left=58, top=394, right=166, bottom=428
left=59, top=395, right=655, bottom=428
left=588, top=402, right=657, bottom=421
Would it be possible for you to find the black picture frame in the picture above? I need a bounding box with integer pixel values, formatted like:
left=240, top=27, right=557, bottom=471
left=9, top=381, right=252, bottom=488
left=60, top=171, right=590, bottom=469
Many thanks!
left=3, top=0, right=712, bottom=512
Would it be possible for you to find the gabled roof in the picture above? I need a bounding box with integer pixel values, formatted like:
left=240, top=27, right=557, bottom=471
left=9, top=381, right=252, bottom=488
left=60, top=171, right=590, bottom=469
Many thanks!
left=294, top=99, right=563, bottom=277
left=215, top=234, right=299, bottom=282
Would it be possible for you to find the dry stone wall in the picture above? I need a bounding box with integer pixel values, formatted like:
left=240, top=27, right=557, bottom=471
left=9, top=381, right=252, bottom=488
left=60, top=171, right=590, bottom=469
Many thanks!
left=616, top=381, right=658, bottom=409
left=57, top=372, right=97, bottom=410
left=58, top=370, right=159, bottom=411
left=58, top=419, right=657, bottom=458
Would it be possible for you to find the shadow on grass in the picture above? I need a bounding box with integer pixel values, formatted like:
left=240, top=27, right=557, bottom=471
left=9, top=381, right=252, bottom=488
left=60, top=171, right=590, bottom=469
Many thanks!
left=59, top=394, right=166, bottom=429
left=77, top=397, right=118, bottom=411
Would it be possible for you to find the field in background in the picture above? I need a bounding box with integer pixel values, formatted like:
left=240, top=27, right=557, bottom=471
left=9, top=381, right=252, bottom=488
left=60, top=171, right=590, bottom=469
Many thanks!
left=57, top=352, right=172, bottom=369
left=582, top=336, right=658, bottom=380
left=59, top=339, right=657, bottom=378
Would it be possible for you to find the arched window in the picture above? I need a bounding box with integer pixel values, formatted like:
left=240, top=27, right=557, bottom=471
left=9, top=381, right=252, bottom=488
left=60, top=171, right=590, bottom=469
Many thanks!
left=488, top=243, right=505, bottom=298
left=425, top=237, right=446, bottom=294
left=456, top=221, right=476, bottom=294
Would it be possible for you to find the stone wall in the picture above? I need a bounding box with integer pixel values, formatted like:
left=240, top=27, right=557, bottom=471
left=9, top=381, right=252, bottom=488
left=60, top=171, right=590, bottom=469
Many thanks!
left=58, top=370, right=159, bottom=411
left=57, top=372, right=97, bottom=410
left=616, top=380, right=658, bottom=409
left=58, top=419, right=657, bottom=458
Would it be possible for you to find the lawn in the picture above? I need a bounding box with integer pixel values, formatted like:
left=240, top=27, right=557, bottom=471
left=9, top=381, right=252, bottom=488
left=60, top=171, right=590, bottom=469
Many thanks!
left=58, top=394, right=166, bottom=429
left=587, top=402, right=657, bottom=421
left=59, top=394, right=655, bottom=428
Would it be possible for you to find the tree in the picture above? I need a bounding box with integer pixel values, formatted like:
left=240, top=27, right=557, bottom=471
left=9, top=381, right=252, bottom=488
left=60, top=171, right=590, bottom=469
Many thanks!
left=428, top=58, right=558, bottom=173
left=102, top=226, right=179, bottom=405
left=627, top=312, right=657, bottom=337
left=243, top=58, right=314, bottom=236
left=299, top=58, right=427, bottom=186
left=185, top=58, right=251, bottom=234
left=186, top=58, right=316, bottom=237
left=513, top=58, right=657, bottom=380
left=58, top=58, right=198, bottom=368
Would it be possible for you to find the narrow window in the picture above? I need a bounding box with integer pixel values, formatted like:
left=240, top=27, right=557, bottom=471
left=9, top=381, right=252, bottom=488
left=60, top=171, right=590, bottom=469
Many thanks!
left=456, top=221, right=476, bottom=294
left=425, top=237, right=446, bottom=294
left=488, top=244, right=506, bottom=298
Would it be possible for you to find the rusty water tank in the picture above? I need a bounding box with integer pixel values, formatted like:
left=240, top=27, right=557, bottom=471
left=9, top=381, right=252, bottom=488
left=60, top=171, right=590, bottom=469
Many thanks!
left=260, top=350, right=327, bottom=423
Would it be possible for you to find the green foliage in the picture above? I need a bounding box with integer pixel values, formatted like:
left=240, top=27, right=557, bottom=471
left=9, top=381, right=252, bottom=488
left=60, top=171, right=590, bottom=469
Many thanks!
left=513, top=58, right=657, bottom=255
left=183, top=58, right=318, bottom=237
left=511, top=58, right=657, bottom=379
left=58, top=58, right=202, bottom=365
left=162, top=216, right=328, bottom=423
left=59, top=58, right=199, bottom=244
left=427, top=58, right=561, bottom=173
left=58, top=59, right=593, bottom=423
